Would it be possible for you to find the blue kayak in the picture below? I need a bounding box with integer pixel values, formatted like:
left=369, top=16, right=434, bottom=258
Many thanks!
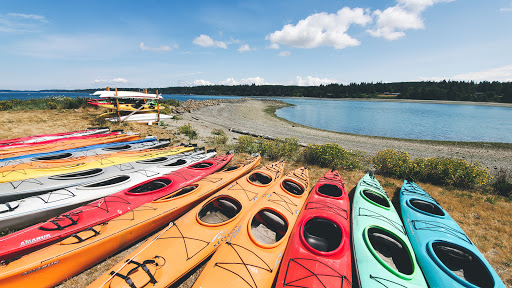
left=400, top=180, right=505, bottom=288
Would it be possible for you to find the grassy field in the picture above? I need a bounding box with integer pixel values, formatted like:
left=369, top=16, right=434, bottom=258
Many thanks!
left=0, top=107, right=510, bottom=287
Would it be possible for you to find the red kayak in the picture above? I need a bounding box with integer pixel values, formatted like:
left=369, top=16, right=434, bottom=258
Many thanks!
left=0, top=153, right=233, bottom=262
left=0, top=128, right=108, bottom=146
left=0, top=132, right=122, bottom=150
left=274, top=169, right=352, bottom=288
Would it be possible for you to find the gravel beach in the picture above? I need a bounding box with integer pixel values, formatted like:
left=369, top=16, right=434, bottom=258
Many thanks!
left=162, top=98, right=512, bottom=171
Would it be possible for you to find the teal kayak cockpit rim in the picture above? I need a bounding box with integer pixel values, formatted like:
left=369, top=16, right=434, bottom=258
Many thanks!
left=363, top=225, right=417, bottom=280
left=360, top=189, right=391, bottom=210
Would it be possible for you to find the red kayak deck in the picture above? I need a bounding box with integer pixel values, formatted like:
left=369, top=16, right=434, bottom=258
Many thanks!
left=275, top=169, right=352, bottom=288
left=0, top=153, right=233, bottom=262
left=0, top=128, right=106, bottom=146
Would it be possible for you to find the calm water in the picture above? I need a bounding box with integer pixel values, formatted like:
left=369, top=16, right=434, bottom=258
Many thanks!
left=2, top=92, right=511, bottom=143
left=275, top=98, right=512, bottom=143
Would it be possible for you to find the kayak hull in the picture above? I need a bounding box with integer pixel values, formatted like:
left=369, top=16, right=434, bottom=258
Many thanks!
left=192, top=167, right=310, bottom=288
left=352, top=173, right=428, bottom=288
left=275, top=169, right=352, bottom=288
left=89, top=158, right=284, bottom=288
left=400, top=180, right=505, bottom=288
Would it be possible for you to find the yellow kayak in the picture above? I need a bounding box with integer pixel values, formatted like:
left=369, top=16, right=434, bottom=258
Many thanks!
left=89, top=160, right=285, bottom=288
left=0, top=146, right=194, bottom=183
left=192, top=167, right=310, bottom=288
left=0, top=155, right=260, bottom=288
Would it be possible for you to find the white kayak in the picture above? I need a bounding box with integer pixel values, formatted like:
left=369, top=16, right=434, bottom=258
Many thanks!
left=107, top=113, right=173, bottom=123
left=0, top=150, right=215, bottom=230
left=0, top=145, right=191, bottom=202
left=0, top=138, right=170, bottom=168
left=93, top=90, right=163, bottom=99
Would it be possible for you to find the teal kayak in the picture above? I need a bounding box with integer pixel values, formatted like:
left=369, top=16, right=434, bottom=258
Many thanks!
left=400, top=180, right=505, bottom=287
left=352, top=172, right=428, bottom=288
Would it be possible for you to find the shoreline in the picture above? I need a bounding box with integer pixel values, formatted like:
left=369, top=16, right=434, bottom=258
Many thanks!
left=162, top=99, right=512, bottom=171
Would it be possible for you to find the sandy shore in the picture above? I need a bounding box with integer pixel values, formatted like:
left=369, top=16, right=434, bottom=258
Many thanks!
left=162, top=99, right=512, bottom=171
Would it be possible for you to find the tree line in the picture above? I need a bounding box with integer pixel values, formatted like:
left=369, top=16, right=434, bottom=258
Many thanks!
left=77, top=81, right=512, bottom=103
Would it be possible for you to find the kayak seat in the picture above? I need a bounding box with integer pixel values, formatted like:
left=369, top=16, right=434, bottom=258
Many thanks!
left=49, top=168, right=105, bottom=180
left=128, top=178, right=172, bottom=194
left=368, top=227, right=414, bottom=275
left=103, top=144, right=132, bottom=151
left=84, top=175, right=131, bottom=188
left=0, top=201, right=19, bottom=214
left=409, top=199, right=445, bottom=216
left=317, top=184, right=343, bottom=198
left=163, top=159, right=188, bottom=167
left=223, top=165, right=240, bottom=172
left=136, top=157, right=170, bottom=164
left=248, top=172, right=272, bottom=185
left=250, top=209, right=288, bottom=245
left=282, top=180, right=304, bottom=196
left=32, top=152, right=73, bottom=161
left=303, top=218, right=342, bottom=252
left=164, top=185, right=199, bottom=199
left=190, top=162, right=214, bottom=169
left=198, top=197, right=242, bottom=224
left=433, top=242, right=494, bottom=288
left=362, top=190, right=390, bottom=208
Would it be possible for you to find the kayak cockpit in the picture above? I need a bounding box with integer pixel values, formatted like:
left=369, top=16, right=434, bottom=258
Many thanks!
left=282, top=180, right=305, bottom=196
left=102, top=144, right=132, bottom=151
left=80, top=175, right=131, bottom=188
left=317, top=183, right=343, bottom=198
left=127, top=178, right=172, bottom=194
left=302, top=218, right=342, bottom=253
left=198, top=196, right=242, bottom=225
left=366, top=227, right=414, bottom=276
left=248, top=172, right=273, bottom=185
left=136, top=157, right=171, bottom=164
left=408, top=199, right=445, bottom=217
left=431, top=242, right=494, bottom=288
left=250, top=209, right=288, bottom=245
left=361, top=190, right=391, bottom=209
left=162, top=158, right=188, bottom=167
left=32, top=152, right=73, bottom=161
left=49, top=168, right=105, bottom=180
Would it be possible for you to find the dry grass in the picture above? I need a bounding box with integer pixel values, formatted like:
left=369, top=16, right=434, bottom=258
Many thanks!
left=1, top=109, right=511, bottom=287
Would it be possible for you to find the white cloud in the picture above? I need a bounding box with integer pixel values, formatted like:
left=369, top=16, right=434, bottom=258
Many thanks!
left=139, top=42, right=175, bottom=52
left=219, top=77, right=267, bottom=85
left=500, top=1, right=512, bottom=12
left=368, top=0, right=453, bottom=40
left=267, top=43, right=280, bottom=49
left=0, top=12, right=47, bottom=33
left=267, top=7, right=371, bottom=49
left=278, top=51, right=291, bottom=56
left=92, top=78, right=129, bottom=84
left=219, top=78, right=238, bottom=85
left=238, top=44, right=254, bottom=53
left=193, top=34, right=227, bottom=49
left=295, top=76, right=337, bottom=86
left=193, top=79, right=214, bottom=86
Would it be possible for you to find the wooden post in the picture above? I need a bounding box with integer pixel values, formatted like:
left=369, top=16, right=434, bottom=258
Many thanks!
left=115, top=88, right=122, bottom=123
left=156, top=89, right=160, bottom=122
left=106, top=86, right=110, bottom=91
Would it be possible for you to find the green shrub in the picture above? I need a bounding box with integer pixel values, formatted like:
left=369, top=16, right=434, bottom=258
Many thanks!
left=211, top=129, right=225, bottom=136
left=260, top=137, right=300, bottom=160
left=372, top=149, right=411, bottom=178
left=235, top=135, right=259, bottom=153
left=304, top=143, right=363, bottom=170
left=178, top=123, right=198, bottom=140
left=372, top=149, right=492, bottom=189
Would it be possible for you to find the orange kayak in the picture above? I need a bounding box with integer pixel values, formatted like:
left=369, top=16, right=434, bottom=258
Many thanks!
left=0, top=133, right=140, bottom=159
left=192, top=167, right=310, bottom=288
left=0, top=155, right=261, bottom=288
left=89, top=160, right=285, bottom=288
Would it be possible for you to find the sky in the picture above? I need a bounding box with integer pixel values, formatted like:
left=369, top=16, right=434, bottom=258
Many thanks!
left=1, top=0, right=511, bottom=90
